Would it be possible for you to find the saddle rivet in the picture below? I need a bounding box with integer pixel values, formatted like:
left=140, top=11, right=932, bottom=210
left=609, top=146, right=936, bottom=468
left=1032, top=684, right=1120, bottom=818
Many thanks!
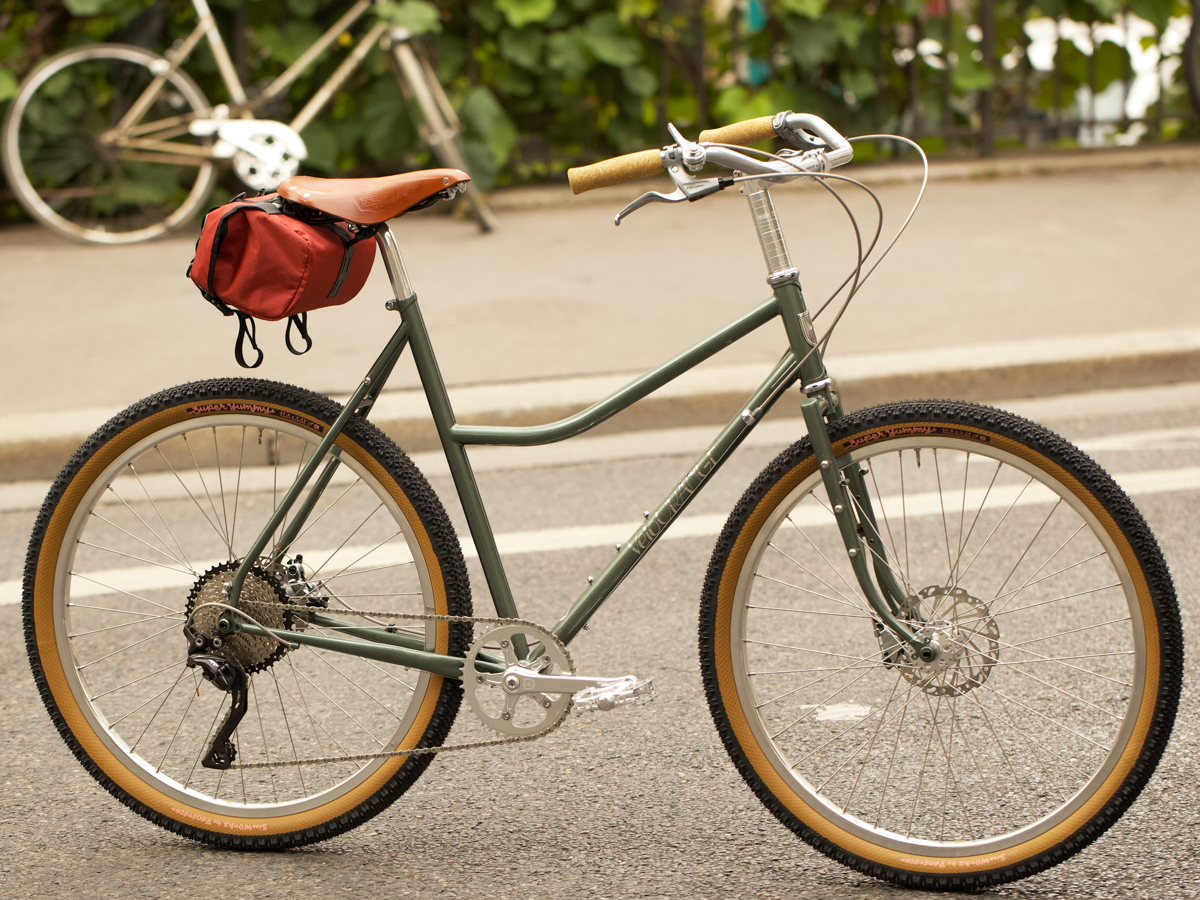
left=443, top=176, right=450, bottom=184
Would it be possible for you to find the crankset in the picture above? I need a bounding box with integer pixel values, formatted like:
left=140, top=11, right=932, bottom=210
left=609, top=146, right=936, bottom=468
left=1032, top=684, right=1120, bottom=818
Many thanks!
left=462, top=623, right=656, bottom=737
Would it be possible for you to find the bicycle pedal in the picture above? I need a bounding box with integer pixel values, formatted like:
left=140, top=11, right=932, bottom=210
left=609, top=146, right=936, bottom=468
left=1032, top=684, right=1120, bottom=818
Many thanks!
left=572, top=676, right=656, bottom=714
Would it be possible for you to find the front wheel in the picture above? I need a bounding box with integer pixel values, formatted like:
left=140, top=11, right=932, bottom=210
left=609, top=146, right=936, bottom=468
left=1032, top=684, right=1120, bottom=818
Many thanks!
left=2, top=44, right=218, bottom=244
left=700, top=400, right=1182, bottom=888
left=24, top=379, right=472, bottom=848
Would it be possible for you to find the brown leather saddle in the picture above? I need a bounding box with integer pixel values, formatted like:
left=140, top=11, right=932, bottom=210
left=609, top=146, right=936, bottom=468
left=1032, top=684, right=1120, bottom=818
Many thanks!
left=277, top=168, right=470, bottom=224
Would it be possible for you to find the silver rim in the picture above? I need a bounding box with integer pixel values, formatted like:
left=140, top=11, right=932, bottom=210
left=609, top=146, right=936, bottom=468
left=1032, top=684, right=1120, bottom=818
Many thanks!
left=2, top=44, right=217, bottom=244
left=729, top=436, right=1145, bottom=856
left=53, top=415, right=441, bottom=816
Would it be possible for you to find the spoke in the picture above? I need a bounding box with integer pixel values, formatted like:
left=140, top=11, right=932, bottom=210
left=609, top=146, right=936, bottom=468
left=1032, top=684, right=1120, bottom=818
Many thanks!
left=155, top=668, right=200, bottom=772
left=955, top=476, right=1035, bottom=585
left=69, top=601, right=181, bottom=616
left=1008, top=616, right=1130, bottom=648
left=749, top=663, right=893, bottom=676
left=964, top=688, right=1091, bottom=779
left=951, top=460, right=1002, bottom=590
left=231, top=427, right=246, bottom=551
left=129, top=665, right=189, bottom=752
left=183, top=433, right=231, bottom=556
left=976, top=683, right=1110, bottom=751
left=153, top=447, right=233, bottom=552
left=76, top=622, right=180, bottom=669
left=746, top=602, right=875, bottom=619
left=754, top=652, right=892, bottom=709
left=282, top=657, right=356, bottom=771
left=291, top=475, right=364, bottom=546
left=933, top=449, right=954, bottom=584
left=782, top=519, right=868, bottom=609
left=992, top=582, right=1123, bottom=619
left=745, top=640, right=878, bottom=662
left=992, top=552, right=1107, bottom=602
left=284, top=657, right=338, bottom=788
left=273, top=672, right=308, bottom=796
left=108, top=664, right=187, bottom=728
left=769, top=665, right=876, bottom=741
left=306, top=518, right=395, bottom=588
left=71, top=611, right=184, bottom=637
left=74, top=540, right=194, bottom=576
left=301, top=634, right=402, bottom=721
left=185, top=693, right=228, bottom=789
left=90, top=660, right=180, bottom=701
left=954, top=452, right=971, bottom=587
left=88, top=511, right=190, bottom=573
left=212, top=428, right=232, bottom=552
left=867, top=459, right=909, bottom=592
left=323, top=560, right=417, bottom=581
left=756, top=568, right=870, bottom=613
left=292, top=655, right=385, bottom=746
left=68, top=573, right=179, bottom=614
left=990, top=499, right=1063, bottom=604
left=990, top=521, right=1086, bottom=619
left=104, top=479, right=193, bottom=572
left=249, top=678, right=280, bottom=803
left=900, top=450, right=910, bottom=580
left=905, top=691, right=944, bottom=838
left=873, top=674, right=916, bottom=829
left=840, top=672, right=903, bottom=814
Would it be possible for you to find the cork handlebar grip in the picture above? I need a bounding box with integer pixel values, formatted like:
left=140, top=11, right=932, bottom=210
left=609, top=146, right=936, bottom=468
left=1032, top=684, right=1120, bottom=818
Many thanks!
left=697, top=116, right=777, bottom=145
left=567, top=148, right=664, bottom=195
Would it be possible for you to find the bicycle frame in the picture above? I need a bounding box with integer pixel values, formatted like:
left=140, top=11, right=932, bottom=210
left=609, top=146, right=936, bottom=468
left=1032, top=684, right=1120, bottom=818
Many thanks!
left=222, top=186, right=934, bottom=678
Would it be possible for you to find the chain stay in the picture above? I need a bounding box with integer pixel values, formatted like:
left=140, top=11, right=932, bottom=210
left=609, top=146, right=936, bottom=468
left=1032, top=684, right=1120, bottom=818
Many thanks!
left=226, top=601, right=573, bottom=770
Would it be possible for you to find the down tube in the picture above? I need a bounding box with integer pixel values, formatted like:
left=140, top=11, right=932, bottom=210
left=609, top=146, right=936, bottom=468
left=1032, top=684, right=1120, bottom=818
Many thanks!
left=553, top=351, right=800, bottom=645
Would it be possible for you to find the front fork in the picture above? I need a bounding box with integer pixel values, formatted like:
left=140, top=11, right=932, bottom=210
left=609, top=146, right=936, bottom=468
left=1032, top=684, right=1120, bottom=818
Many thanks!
left=752, top=182, right=932, bottom=659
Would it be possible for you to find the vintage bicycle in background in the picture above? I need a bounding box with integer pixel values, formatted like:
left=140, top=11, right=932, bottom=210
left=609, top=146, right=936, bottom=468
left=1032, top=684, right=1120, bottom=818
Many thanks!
left=0, top=0, right=496, bottom=244
left=21, top=111, right=1183, bottom=889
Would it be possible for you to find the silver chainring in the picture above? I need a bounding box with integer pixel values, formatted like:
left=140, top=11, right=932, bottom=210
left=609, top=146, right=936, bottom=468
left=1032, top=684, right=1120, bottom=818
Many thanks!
left=877, top=584, right=1000, bottom=696
left=462, top=623, right=575, bottom=737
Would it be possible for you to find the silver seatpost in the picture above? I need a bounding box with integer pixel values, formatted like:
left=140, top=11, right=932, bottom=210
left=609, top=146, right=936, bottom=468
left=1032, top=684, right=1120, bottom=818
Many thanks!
left=745, top=184, right=797, bottom=284
left=376, top=226, right=416, bottom=301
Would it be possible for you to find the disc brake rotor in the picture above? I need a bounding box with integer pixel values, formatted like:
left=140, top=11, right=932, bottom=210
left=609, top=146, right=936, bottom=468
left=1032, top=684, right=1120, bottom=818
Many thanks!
left=876, top=584, right=1000, bottom=696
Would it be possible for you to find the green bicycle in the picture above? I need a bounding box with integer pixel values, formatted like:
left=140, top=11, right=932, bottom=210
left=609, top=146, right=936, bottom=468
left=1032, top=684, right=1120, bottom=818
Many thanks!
left=23, top=111, right=1182, bottom=889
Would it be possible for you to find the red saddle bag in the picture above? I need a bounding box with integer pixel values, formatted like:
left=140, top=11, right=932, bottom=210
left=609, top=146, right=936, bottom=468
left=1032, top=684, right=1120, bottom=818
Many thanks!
left=187, top=195, right=377, bottom=367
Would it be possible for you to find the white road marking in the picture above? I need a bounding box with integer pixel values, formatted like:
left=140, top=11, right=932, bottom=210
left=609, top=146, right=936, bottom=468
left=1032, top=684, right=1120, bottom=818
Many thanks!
left=2, top=465, right=1197, bottom=608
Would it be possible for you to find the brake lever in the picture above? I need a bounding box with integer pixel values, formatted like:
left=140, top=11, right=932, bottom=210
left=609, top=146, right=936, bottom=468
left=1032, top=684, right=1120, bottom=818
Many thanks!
left=614, top=187, right=687, bottom=225
left=614, top=127, right=734, bottom=225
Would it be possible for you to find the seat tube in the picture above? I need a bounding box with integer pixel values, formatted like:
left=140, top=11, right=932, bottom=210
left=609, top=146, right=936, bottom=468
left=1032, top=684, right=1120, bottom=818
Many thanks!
left=374, top=226, right=523, bottom=627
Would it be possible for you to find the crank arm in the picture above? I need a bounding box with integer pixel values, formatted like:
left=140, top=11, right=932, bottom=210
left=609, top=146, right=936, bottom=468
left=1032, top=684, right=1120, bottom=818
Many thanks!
left=486, top=665, right=638, bottom=696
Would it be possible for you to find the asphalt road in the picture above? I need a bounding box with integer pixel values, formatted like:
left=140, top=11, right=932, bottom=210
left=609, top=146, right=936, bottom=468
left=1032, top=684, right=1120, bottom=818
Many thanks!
left=1, top=386, right=1198, bottom=900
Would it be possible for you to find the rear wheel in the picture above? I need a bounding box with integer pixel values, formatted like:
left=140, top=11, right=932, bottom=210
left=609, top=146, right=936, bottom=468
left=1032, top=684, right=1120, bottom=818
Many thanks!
left=700, top=400, right=1182, bottom=887
left=24, top=379, right=471, bottom=847
left=2, top=44, right=217, bottom=244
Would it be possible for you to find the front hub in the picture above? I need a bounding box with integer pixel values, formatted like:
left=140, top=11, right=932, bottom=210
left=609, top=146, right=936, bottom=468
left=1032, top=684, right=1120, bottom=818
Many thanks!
left=877, top=584, right=1000, bottom=696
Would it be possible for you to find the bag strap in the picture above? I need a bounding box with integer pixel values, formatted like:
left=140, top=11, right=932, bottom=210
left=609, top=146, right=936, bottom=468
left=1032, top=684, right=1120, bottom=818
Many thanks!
left=234, top=312, right=264, bottom=369
left=206, top=200, right=287, bottom=304
left=285, top=312, right=313, bottom=356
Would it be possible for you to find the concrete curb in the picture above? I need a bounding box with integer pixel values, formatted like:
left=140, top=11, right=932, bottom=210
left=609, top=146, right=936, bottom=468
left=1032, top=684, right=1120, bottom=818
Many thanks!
left=3, top=328, right=1200, bottom=483
left=488, top=142, right=1200, bottom=212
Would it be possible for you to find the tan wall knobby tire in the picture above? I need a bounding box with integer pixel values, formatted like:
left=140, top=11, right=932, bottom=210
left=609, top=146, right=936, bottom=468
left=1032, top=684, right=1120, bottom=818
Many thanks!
left=698, top=400, right=1182, bottom=889
left=23, top=379, right=472, bottom=848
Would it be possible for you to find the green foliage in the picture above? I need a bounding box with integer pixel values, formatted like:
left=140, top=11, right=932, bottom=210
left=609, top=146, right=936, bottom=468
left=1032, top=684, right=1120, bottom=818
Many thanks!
left=0, top=0, right=1192, bottom=204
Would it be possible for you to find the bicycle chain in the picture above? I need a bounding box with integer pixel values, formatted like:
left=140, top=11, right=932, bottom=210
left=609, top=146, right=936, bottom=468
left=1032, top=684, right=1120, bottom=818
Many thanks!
left=224, top=601, right=574, bottom=770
